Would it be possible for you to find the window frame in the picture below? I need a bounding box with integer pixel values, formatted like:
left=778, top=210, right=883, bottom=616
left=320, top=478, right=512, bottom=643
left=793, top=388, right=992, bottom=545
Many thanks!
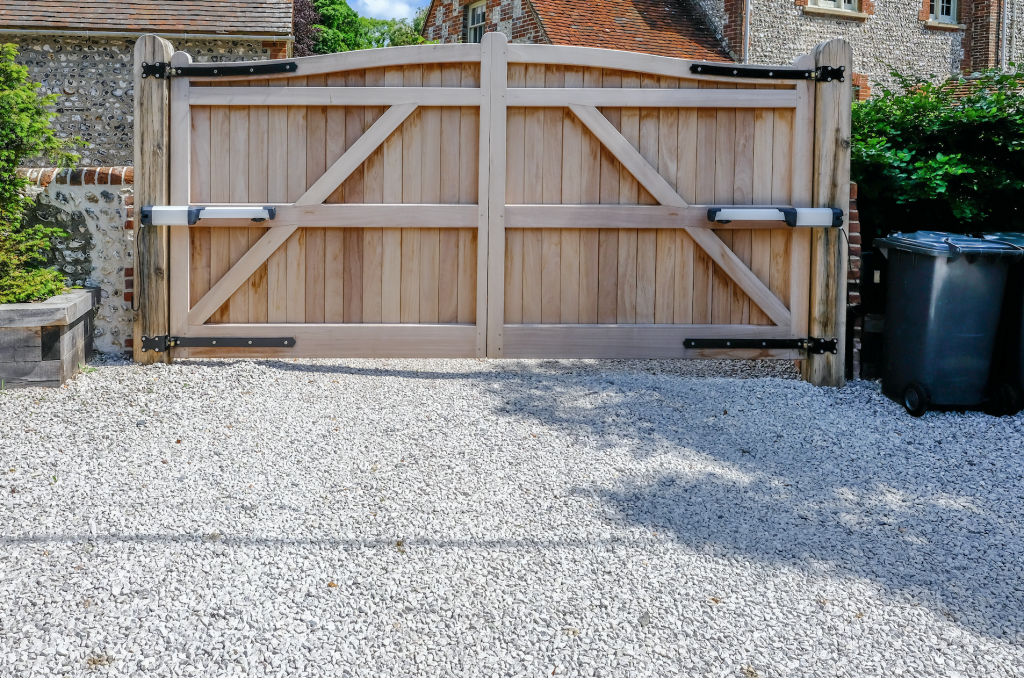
left=929, top=0, right=958, bottom=24
left=811, top=0, right=858, bottom=11
left=467, top=1, right=487, bottom=44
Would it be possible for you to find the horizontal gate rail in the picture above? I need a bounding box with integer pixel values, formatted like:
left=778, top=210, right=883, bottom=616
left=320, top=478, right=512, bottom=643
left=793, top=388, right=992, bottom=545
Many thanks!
left=507, top=88, right=796, bottom=108
left=188, top=87, right=482, bottom=107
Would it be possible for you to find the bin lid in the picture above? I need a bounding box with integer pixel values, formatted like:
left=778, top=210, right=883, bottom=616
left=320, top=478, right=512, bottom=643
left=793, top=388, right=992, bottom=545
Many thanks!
left=874, top=231, right=1023, bottom=258
left=983, top=232, right=1024, bottom=247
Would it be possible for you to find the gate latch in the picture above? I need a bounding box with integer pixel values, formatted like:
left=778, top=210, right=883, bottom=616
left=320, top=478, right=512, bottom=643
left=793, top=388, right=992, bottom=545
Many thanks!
left=684, top=337, right=838, bottom=354
left=141, top=336, right=296, bottom=353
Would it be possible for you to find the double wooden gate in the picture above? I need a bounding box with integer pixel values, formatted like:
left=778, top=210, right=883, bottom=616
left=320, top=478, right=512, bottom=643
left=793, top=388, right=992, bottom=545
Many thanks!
left=134, top=33, right=851, bottom=383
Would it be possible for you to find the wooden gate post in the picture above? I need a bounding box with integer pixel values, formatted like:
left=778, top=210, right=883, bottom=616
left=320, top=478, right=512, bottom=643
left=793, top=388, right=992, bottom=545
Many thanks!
left=805, top=38, right=853, bottom=387
left=132, top=34, right=174, bottom=364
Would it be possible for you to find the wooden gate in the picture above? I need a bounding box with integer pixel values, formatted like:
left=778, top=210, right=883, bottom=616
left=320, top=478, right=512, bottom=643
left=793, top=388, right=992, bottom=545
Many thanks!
left=134, top=33, right=851, bottom=383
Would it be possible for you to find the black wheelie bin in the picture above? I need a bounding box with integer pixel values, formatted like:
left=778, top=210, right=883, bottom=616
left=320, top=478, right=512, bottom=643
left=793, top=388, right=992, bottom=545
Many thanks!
left=873, top=232, right=1022, bottom=416
left=983, top=232, right=1024, bottom=415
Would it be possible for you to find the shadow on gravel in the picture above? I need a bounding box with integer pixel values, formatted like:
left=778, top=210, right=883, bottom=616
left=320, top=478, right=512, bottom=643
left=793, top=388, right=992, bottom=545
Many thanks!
left=478, top=362, right=1023, bottom=644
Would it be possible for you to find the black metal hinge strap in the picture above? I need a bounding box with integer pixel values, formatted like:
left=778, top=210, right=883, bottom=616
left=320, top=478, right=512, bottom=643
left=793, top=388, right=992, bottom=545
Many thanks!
left=141, top=61, right=297, bottom=79
left=684, top=338, right=838, bottom=354
left=140, top=336, right=296, bottom=353
left=689, top=64, right=845, bottom=83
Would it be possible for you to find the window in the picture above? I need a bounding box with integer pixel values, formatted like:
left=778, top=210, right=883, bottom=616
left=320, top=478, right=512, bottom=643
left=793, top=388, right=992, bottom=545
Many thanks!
left=930, top=0, right=957, bottom=24
left=811, top=0, right=858, bottom=11
left=467, top=1, right=486, bottom=43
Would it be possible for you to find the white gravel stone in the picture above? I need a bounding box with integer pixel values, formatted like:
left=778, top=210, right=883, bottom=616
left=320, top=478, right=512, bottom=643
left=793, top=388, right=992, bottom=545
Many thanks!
left=1, top=355, right=1022, bottom=677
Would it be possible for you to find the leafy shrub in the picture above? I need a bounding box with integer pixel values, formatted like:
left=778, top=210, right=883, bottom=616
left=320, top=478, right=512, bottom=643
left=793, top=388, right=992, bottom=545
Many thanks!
left=0, top=43, right=78, bottom=303
left=852, top=67, right=1024, bottom=242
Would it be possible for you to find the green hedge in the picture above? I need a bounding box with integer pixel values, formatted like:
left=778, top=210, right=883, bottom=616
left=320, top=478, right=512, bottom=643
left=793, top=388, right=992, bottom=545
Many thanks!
left=852, top=67, right=1024, bottom=243
left=0, top=43, right=78, bottom=303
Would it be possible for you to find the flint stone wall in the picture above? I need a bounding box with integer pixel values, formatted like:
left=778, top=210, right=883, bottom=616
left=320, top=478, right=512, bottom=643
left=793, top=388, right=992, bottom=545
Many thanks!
left=19, top=167, right=134, bottom=355
left=12, top=35, right=286, bottom=168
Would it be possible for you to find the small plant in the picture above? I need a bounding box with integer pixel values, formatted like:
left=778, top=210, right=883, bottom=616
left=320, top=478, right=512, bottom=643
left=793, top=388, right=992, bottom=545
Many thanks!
left=0, top=42, right=79, bottom=303
left=852, top=65, right=1024, bottom=238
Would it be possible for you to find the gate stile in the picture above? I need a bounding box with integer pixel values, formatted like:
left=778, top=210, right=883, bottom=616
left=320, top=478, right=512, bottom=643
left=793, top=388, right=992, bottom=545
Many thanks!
left=135, top=32, right=851, bottom=384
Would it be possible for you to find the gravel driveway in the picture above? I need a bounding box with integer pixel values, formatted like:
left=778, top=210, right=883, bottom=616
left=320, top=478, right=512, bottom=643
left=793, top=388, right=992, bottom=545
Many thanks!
left=1, top=356, right=1022, bottom=677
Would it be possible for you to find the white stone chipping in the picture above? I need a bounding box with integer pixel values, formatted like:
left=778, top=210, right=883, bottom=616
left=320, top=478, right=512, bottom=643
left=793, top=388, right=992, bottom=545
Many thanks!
left=1, top=357, right=1022, bottom=677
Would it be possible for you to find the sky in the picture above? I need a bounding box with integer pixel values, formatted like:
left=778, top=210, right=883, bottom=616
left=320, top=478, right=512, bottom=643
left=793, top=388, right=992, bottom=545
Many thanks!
left=349, top=0, right=421, bottom=20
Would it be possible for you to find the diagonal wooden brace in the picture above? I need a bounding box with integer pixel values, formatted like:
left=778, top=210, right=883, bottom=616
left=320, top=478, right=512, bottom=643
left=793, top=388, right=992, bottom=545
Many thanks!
left=186, top=103, right=418, bottom=327
left=568, top=104, right=793, bottom=329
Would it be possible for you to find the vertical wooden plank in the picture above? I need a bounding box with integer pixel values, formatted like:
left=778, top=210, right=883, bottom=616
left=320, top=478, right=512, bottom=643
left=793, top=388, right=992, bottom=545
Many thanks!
left=658, top=77, right=679, bottom=192
left=401, top=65, right=422, bottom=324
left=597, top=229, right=618, bottom=324
left=439, top=228, right=459, bottom=322
left=712, top=229, right=732, bottom=325
left=731, top=83, right=755, bottom=325
left=304, top=74, right=327, bottom=324
left=770, top=98, right=795, bottom=323
left=654, top=229, right=676, bottom=323
left=636, top=229, right=656, bottom=323
left=419, top=228, right=440, bottom=323
left=677, top=78, right=698, bottom=204
left=380, top=67, right=403, bottom=323
left=325, top=230, right=345, bottom=322
left=438, top=64, right=461, bottom=324
left=504, top=64, right=526, bottom=324
left=674, top=231, right=694, bottom=324
left=461, top=62, right=481, bottom=205
left=731, top=230, right=752, bottom=324
left=228, top=99, right=250, bottom=324
left=419, top=64, right=442, bottom=324
left=248, top=80, right=269, bottom=324
left=189, top=103, right=212, bottom=317
left=267, top=88, right=289, bottom=323
left=400, top=228, right=420, bottom=323
left=326, top=72, right=347, bottom=204
left=209, top=105, right=231, bottom=324
left=522, top=63, right=545, bottom=324
left=597, top=71, right=621, bottom=325
left=458, top=228, right=477, bottom=323
left=286, top=77, right=307, bottom=323
left=693, top=82, right=717, bottom=325
left=712, top=84, right=736, bottom=325
left=560, top=66, right=582, bottom=324
left=634, top=75, right=658, bottom=324
left=579, top=68, right=602, bottom=324
left=750, top=94, right=775, bottom=325
left=540, top=66, right=564, bottom=324
left=324, top=72, right=347, bottom=322
left=616, top=71, right=639, bottom=324
left=344, top=228, right=363, bottom=323
left=482, top=32, right=505, bottom=355
left=362, top=67, right=385, bottom=324
left=616, top=228, right=637, bottom=324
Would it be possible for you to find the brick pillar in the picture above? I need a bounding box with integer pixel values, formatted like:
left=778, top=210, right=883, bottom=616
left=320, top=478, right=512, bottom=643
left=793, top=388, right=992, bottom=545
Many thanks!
left=723, top=0, right=747, bottom=62
left=962, top=0, right=1003, bottom=73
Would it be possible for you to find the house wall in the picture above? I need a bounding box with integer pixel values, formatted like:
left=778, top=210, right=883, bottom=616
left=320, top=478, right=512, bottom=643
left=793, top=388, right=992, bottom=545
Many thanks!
left=422, top=0, right=548, bottom=44
left=692, top=0, right=1024, bottom=92
left=11, top=34, right=290, bottom=168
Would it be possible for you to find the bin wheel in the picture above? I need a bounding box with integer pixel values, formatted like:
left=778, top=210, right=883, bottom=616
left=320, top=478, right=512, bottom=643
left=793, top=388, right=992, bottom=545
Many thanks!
left=903, top=383, right=929, bottom=417
left=986, top=383, right=1023, bottom=417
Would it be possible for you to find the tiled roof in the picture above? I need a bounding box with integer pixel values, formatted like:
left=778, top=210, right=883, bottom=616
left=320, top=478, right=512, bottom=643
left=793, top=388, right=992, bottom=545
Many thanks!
left=529, top=0, right=729, bottom=61
left=0, top=1, right=293, bottom=36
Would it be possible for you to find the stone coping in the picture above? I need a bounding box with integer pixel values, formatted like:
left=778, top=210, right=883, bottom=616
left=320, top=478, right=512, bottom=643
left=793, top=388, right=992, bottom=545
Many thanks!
left=0, top=288, right=101, bottom=328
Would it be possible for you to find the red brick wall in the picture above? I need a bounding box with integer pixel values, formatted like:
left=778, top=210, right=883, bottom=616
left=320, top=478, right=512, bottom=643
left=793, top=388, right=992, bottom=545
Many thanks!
left=722, top=0, right=746, bottom=61
left=422, top=0, right=547, bottom=44
left=851, top=73, right=872, bottom=101
left=961, top=0, right=1003, bottom=72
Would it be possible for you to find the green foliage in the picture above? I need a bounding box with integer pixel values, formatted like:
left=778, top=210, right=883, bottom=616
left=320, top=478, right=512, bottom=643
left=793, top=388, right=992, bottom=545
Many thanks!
left=852, top=67, right=1024, bottom=238
left=311, top=0, right=432, bottom=53
left=0, top=42, right=79, bottom=303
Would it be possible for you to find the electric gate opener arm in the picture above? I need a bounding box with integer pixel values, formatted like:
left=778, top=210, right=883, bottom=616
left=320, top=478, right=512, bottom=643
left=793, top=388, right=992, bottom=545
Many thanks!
left=140, top=206, right=278, bottom=226
left=706, top=207, right=843, bottom=228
